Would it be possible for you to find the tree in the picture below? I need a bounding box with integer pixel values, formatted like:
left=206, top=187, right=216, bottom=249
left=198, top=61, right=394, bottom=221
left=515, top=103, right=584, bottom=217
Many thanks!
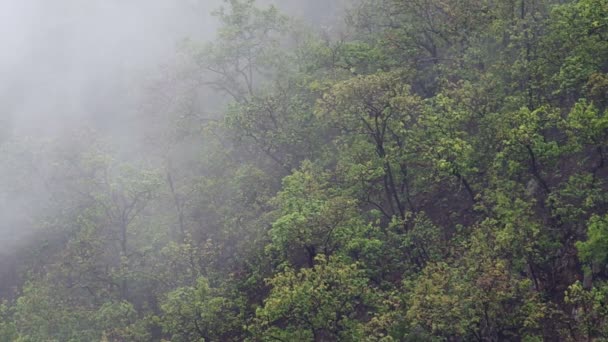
left=158, top=277, right=243, bottom=342
left=268, top=161, right=371, bottom=268
left=252, top=255, right=377, bottom=341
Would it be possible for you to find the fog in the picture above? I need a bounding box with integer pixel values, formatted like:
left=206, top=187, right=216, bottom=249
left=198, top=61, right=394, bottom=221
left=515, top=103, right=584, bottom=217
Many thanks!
left=0, top=0, right=223, bottom=254
left=0, top=0, right=347, bottom=298
left=0, top=0, right=223, bottom=138
left=0, top=0, right=343, bottom=139
left=0, top=1, right=230, bottom=298
left=0, top=1, right=602, bottom=339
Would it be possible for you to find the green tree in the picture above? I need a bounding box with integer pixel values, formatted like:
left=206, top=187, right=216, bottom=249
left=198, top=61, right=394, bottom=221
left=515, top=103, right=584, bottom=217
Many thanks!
left=252, top=255, right=378, bottom=341
left=158, top=277, right=243, bottom=342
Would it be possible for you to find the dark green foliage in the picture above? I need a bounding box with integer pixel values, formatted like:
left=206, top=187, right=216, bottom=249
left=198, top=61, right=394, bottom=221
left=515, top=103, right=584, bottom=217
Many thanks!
left=2, top=0, right=608, bottom=341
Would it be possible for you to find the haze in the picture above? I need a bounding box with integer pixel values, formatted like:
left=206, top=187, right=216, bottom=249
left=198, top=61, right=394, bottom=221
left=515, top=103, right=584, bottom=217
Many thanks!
left=0, top=0, right=220, bottom=137
left=0, top=0, right=344, bottom=297
left=1, top=0, right=606, bottom=340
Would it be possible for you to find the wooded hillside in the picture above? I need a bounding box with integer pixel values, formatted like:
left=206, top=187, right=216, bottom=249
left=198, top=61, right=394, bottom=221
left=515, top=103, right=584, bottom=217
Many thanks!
left=1, top=0, right=608, bottom=340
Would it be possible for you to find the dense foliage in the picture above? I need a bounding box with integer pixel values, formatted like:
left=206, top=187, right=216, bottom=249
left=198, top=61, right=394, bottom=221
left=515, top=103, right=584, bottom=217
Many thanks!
left=1, top=0, right=608, bottom=340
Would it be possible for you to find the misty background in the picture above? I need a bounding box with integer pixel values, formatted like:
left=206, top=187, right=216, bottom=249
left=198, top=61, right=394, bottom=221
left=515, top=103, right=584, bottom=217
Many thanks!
left=0, top=0, right=345, bottom=297
left=0, top=0, right=218, bottom=138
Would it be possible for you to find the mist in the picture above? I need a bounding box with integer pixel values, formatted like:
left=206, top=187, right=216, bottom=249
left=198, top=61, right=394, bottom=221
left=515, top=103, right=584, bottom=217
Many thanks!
left=0, top=0, right=224, bottom=282
left=0, top=0, right=343, bottom=138
left=0, top=0, right=222, bottom=138
left=0, top=0, right=346, bottom=297
left=1, top=0, right=605, bottom=340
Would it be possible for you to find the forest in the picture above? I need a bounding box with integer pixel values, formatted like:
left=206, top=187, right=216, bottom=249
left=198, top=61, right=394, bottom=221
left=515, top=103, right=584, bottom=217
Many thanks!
left=1, top=0, right=608, bottom=340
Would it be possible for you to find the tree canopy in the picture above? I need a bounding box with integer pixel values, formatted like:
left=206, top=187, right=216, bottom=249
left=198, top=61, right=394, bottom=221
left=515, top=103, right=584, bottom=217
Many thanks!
left=2, top=0, right=608, bottom=340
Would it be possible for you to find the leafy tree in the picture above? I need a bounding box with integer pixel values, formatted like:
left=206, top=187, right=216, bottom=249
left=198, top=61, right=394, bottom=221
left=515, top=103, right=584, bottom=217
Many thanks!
left=268, top=161, right=370, bottom=267
left=0, top=301, right=17, bottom=342
left=158, top=277, right=243, bottom=342
left=252, top=255, right=377, bottom=341
left=564, top=281, right=608, bottom=339
left=577, top=214, right=608, bottom=276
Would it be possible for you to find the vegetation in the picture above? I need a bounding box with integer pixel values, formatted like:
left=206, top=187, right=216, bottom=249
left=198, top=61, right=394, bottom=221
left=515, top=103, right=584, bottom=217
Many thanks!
left=1, top=0, right=608, bottom=340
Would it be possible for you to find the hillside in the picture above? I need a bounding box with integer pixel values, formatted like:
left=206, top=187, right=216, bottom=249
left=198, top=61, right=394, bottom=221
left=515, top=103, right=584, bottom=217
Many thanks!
left=1, top=0, right=608, bottom=340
